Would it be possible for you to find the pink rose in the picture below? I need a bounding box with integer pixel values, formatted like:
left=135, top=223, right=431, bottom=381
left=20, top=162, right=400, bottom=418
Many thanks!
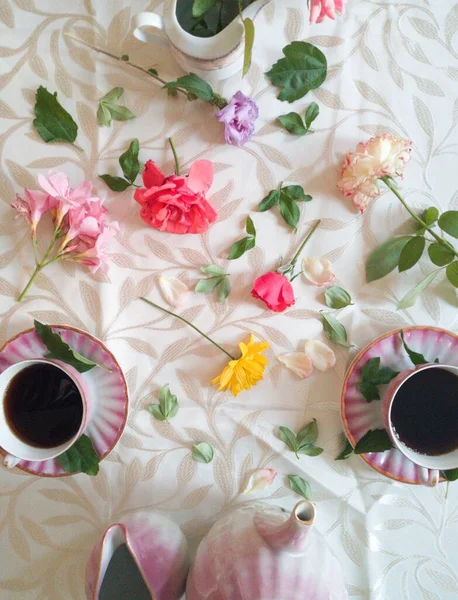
left=134, top=160, right=217, bottom=234
left=309, top=0, right=347, bottom=24
left=251, top=272, right=295, bottom=313
left=11, top=189, right=55, bottom=233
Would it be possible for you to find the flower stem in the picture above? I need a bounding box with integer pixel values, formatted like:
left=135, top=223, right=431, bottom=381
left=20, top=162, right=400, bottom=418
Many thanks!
left=168, top=137, right=180, bottom=176
left=17, top=265, right=42, bottom=302
left=139, top=298, right=237, bottom=360
left=382, top=177, right=458, bottom=258
left=290, top=219, right=322, bottom=267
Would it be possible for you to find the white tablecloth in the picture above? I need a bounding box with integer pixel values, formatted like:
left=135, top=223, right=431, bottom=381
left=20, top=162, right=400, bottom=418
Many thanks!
left=1, top=0, right=458, bottom=598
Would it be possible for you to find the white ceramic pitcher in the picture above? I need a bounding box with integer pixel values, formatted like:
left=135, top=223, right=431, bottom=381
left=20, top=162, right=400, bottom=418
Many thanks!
left=133, top=0, right=272, bottom=83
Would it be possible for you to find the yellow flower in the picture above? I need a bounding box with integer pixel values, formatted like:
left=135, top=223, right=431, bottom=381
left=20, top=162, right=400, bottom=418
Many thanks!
left=212, top=334, right=269, bottom=396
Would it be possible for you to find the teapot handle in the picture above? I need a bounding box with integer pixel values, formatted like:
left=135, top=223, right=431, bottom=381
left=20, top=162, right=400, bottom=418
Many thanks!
left=419, top=467, right=439, bottom=487
left=3, top=453, right=21, bottom=468
left=133, top=13, right=169, bottom=48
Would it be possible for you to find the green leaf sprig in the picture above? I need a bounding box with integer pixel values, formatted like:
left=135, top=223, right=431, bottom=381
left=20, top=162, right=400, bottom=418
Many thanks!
left=33, top=86, right=78, bottom=144
left=228, top=216, right=257, bottom=259
left=335, top=430, right=393, bottom=460
left=279, top=419, right=323, bottom=459
left=97, top=87, right=135, bottom=127
left=266, top=41, right=327, bottom=103
left=100, top=138, right=140, bottom=191
left=356, top=357, right=399, bottom=402
left=57, top=433, right=100, bottom=476
left=195, top=264, right=231, bottom=303
left=34, top=321, right=109, bottom=373
left=277, top=102, right=319, bottom=136
left=192, top=442, right=214, bottom=463
left=259, top=183, right=312, bottom=230
left=148, top=384, right=179, bottom=421
left=400, top=330, right=437, bottom=365
left=287, top=474, right=312, bottom=499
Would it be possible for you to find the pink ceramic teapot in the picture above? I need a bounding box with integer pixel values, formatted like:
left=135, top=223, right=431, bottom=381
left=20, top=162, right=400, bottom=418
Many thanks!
left=187, top=500, right=348, bottom=600
left=85, top=512, right=189, bottom=600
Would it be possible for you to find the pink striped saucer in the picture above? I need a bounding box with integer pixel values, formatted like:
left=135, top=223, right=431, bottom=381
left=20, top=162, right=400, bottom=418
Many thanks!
left=0, top=326, right=128, bottom=477
left=341, top=326, right=458, bottom=485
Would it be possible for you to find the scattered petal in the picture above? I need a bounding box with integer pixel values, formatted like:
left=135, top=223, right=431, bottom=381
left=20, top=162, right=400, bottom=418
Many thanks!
left=278, top=352, right=313, bottom=379
left=302, top=257, right=335, bottom=286
left=159, top=276, right=190, bottom=307
left=304, top=340, right=336, bottom=371
left=242, top=468, right=277, bottom=494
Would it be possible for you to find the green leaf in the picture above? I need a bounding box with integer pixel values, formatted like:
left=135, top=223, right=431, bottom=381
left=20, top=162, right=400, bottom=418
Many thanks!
left=298, top=444, right=324, bottom=457
left=354, top=429, right=393, bottom=454
left=336, top=438, right=354, bottom=460
left=148, top=68, right=158, bottom=76
left=324, top=285, right=352, bottom=309
left=107, top=104, right=136, bottom=121
left=375, top=366, right=399, bottom=384
left=192, top=442, right=214, bottom=464
left=297, top=419, right=318, bottom=447
left=423, top=206, right=439, bottom=226
left=148, top=404, right=167, bottom=421
left=195, top=277, right=222, bottom=293
left=279, top=194, right=300, bottom=229
left=360, top=357, right=381, bottom=381
left=400, top=330, right=429, bottom=365
left=228, top=236, right=256, bottom=260
left=97, top=103, right=112, bottom=127
left=99, top=174, right=131, bottom=192
left=279, top=426, right=298, bottom=454
left=259, top=189, right=280, bottom=212
left=438, top=211, right=458, bottom=238
left=320, top=311, right=349, bottom=347
left=119, top=139, right=140, bottom=183
left=192, top=0, right=218, bottom=17
left=57, top=434, right=100, bottom=476
left=428, top=242, right=454, bottom=266
left=287, top=474, right=311, bottom=499
left=100, top=87, right=124, bottom=104
left=34, top=320, right=107, bottom=373
left=216, top=277, right=231, bottom=303
left=446, top=261, right=458, bottom=287
left=396, top=269, right=441, bottom=310
left=277, top=112, right=307, bottom=135
left=164, top=73, right=214, bottom=102
left=304, top=101, right=319, bottom=129
left=33, top=86, right=78, bottom=144
left=266, top=41, right=327, bottom=103
left=398, top=236, right=425, bottom=272
left=365, top=236, right=411, bottom=282
left=357, top=381, right=380, bottom=402
left=201, top=264, right=225, bottom=276
left=121, top=54, right=129, bottom=61
left=282, top=185, right=311, bottom=201
left=157, top=384, right=179, bottom=419
left=442, top=468, right=458, bottom=481
left=242, top=17, right=255, bottom=77
left=246, top=215, right=256, bottom=237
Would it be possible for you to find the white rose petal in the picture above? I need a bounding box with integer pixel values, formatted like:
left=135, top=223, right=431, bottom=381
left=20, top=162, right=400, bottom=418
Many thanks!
left=304, top=340, right=336, bottom=371
left=242, top=468, right=277, bottom=495
left=278, top=352, right=313, bottom=379
left=159, top=276, right=190, bottom=307
left=302, top=257, right=335, bottom=286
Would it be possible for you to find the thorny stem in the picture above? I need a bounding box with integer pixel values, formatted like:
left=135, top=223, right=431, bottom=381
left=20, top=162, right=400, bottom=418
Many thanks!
left=290, top=219, right=322, bottom=267
left=168, top=137, right=180, bottom=175
left=382, top=177, right=458, bottom=258
left=139, top=298, right=237, bottom=360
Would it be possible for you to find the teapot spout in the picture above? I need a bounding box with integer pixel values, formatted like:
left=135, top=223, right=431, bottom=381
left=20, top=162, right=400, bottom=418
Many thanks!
left=255, top=501, right=315, bottom=553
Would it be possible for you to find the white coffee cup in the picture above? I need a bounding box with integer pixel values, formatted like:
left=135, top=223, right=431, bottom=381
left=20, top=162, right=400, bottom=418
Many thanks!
left=0, top=359, right=89, bottom=465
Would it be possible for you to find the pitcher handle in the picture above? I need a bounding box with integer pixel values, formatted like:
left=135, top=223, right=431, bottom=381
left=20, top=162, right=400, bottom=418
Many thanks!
left=3, top=453, right=21, bottom=468
left=133, top=13, right=169, bottom=48
left=419, top=467, right=440, bottom=487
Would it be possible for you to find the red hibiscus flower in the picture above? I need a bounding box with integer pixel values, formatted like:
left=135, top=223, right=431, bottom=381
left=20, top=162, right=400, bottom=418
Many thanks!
left=134, top=160, right=217, bottom=234
left=251, top=272, right=295, bottom=312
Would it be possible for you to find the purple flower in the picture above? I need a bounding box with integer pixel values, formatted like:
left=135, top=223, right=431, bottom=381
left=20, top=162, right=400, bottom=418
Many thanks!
left=216, top=91, right=259, bottom=146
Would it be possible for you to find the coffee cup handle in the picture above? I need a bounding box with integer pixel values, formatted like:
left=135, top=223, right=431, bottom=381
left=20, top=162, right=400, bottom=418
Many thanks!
left=3, top=453, right=21, bottom=468
left=419, top=467, right=440, bottom=487
left=133, top=13, right=169, bottom=48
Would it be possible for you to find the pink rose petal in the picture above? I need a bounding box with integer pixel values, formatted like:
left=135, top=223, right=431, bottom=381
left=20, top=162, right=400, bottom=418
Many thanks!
left=242, top=468, right=277, bottom=494
left=302, top=257, right=335, bottom=286
left=278, top=352, right=313, bottom=379
left=304, top=340, right=336, bottom=371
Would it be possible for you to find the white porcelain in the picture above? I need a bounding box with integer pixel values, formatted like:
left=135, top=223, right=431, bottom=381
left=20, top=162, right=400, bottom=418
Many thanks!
left=133, top=0, right=272, bottom=83
left=0, top=359, right=89, bottom=463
